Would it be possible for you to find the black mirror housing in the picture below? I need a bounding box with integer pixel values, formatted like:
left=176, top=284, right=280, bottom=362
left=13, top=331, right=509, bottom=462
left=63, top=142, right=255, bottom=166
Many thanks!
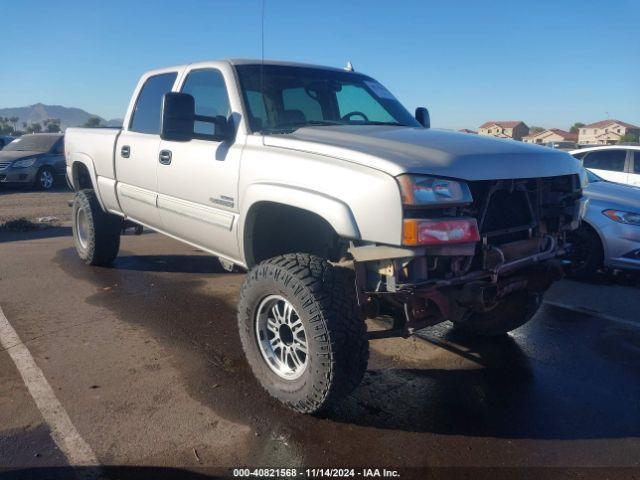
left=207, top=115, right=230, bottom=142
left=161, top=92, right=195, bottom=142
left=415, top=107, right=430, bottom=128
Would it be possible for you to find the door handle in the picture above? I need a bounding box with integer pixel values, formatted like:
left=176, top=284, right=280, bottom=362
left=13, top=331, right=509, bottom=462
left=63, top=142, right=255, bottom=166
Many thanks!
left=159, top=150, right=172, bottom=165
left=121, top=145, right=130, bottom=158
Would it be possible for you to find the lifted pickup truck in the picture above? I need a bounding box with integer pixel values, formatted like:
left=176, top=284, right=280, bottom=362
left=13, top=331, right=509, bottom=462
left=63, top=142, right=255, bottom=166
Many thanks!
left=65, top=59, right=585, bottom=413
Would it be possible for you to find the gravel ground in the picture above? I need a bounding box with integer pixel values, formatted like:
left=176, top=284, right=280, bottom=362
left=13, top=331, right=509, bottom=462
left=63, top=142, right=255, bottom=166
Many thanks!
left=0, top=185, right=73, bottom=229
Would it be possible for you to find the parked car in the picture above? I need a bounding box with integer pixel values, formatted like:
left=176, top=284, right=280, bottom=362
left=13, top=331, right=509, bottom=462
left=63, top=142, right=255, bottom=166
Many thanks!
left=570, top=145, right=640, bottom=187
left=567, top=168, right=640, bottom=277
left=542, top=141, right=577, bottom=151
left=65, top=59, right=584, bottom=413
left=0, top=133, right=65, bottom=189
left=0, top=136, right=15, bottom=150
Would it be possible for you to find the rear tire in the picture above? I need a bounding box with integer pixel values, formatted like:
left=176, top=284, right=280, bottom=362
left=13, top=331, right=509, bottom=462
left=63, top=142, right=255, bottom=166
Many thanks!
left=237, top=253, right=368, bottom=413
left=72, top=189, right=122, bottom=266
left=452, top=291, right=541, bottom=336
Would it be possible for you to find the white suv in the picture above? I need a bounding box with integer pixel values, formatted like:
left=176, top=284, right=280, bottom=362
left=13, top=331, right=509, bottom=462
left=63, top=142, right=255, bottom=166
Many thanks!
left=571, top=145, right=640, bottom=186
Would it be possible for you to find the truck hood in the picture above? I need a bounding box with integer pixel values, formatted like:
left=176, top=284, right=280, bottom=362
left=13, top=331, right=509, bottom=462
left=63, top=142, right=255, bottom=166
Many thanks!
left=263, top=126, right=582, bottom=181
left=0, top=150, right=41, bottom=162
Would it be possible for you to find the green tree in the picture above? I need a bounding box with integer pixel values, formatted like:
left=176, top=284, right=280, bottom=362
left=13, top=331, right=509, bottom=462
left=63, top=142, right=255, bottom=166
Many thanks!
left=530, top=126, right=545, bottom=134
left=570, top=122, right=585, bottom=134
left=0, top=119, right=12, bottom=135
left=618, top=133, right=639, bottom=144
left=27, top=122, right=42, bottom=133
left=44, top=118, right=61, bottom=133
left=9, top=116, right=19, bottom=132
left=83, top=116, right=102, bottom=128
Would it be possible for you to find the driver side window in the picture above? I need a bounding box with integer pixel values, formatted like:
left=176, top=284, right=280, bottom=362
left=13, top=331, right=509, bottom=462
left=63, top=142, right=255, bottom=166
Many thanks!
left=181, top=68, right=231, bottom=137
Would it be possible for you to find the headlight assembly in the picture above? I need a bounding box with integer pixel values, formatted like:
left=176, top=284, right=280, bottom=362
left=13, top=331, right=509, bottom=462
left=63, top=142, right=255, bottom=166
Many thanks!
left=12, top=158, right=37, bottom=168
left=397, top=175, right=473, bottom=206
left=603, top=209, right=640, bottom=226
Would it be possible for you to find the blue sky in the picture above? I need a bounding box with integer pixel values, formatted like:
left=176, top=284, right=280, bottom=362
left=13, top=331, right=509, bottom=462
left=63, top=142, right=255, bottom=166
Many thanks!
left=2, top=0, right=639, bottom=130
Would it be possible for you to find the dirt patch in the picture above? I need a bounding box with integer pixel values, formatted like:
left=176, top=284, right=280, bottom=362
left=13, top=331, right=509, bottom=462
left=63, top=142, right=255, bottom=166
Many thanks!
left=0, top=186, right=73, bottom=226
left=0, top=218, right=46, bottom=232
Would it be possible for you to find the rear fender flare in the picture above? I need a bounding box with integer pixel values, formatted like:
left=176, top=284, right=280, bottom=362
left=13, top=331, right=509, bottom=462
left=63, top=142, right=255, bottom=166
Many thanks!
left=68, top=153, right=106, bottom=210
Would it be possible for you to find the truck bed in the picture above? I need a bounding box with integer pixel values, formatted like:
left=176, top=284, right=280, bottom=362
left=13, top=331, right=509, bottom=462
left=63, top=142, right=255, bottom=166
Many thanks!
left=65, top=127, right=121, bottom=180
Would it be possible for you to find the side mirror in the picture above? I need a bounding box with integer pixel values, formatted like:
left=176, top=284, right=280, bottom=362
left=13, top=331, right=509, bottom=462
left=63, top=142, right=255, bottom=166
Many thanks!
left=161, top=92, right=195, bottom=142
left=415, top=107, right=430, bottom=128
left=206, top=115, right=231, bottom=142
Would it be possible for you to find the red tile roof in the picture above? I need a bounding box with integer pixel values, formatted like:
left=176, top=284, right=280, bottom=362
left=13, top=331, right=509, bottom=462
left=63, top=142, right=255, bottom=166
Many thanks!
left=583, top=119, right=640, bottom=129
left=479, top=121, right=527, bottom=129
left=524, top=129, right=578, bottom=141
left=548, top=129, right=578, bottom=141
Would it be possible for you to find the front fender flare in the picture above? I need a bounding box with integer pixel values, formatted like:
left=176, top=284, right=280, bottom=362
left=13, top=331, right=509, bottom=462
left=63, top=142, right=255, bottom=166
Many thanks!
left=239, top=183, right=361, bottom=265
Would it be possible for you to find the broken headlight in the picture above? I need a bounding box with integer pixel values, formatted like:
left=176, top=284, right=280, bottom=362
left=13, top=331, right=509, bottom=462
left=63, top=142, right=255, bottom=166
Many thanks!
left=396, top=175, right=472, bottom=206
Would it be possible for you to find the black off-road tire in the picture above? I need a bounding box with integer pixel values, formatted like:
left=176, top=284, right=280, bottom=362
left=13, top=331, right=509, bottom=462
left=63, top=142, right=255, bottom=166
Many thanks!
left=567, top=225, right=604, bottom=280
left=452, top=291, right=541, bottom=336
left=72, top=189, right=122, bottom=266
left=237, top=253, right=369, bottom=413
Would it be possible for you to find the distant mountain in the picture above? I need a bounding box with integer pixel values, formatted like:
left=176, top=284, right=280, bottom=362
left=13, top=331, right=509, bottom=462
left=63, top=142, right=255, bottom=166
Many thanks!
left=0, top=103, right=122, bottom=130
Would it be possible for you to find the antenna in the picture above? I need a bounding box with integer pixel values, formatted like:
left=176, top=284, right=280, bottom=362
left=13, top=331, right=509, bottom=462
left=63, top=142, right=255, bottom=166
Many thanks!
left=259, top=0, right=265, bottom=133
left=261, top=0, right=265, bottom=63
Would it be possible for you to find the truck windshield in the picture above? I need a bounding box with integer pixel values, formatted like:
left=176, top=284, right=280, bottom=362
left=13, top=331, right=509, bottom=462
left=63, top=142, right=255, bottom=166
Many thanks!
left=4, top=134, right=61, bottom=152
left=235, top=64, right=420, bottom=133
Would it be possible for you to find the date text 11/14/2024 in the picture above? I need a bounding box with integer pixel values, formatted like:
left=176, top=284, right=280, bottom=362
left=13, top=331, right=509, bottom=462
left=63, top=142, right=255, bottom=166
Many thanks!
left=232, top=468, right=401, bottom=478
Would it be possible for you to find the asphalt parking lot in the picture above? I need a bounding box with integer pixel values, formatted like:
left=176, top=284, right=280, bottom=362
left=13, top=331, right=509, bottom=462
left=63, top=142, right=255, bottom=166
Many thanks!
left=1, top=190, right=640, bottom=479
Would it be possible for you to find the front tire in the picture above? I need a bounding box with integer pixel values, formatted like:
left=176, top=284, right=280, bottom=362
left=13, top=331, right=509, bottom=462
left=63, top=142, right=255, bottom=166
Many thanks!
left=567, top=225, right=604, bottom=280
left=72, top=189, right=122, bottom=266
left=451, top=291, right=541, bottom=336
left=237, top=253, right=368, bottom=413
left=35, top=166, right=55, bottom=190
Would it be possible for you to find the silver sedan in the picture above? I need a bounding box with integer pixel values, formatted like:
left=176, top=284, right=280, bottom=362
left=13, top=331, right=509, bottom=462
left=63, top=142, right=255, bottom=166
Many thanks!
left=569, top=169, right=640, bottom=277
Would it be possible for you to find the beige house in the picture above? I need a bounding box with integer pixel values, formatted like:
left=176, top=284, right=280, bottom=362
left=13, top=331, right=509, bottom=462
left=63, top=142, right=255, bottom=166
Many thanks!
left=578, top=120, right=640, bottom=145
left=478, top=121, right=529, bottom=141
left=523, top=128, right=578, bottom=144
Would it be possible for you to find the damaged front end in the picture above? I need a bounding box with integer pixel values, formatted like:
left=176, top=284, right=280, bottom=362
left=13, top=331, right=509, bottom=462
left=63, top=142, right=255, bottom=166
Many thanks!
left=351, top=174, right=586, bottom=339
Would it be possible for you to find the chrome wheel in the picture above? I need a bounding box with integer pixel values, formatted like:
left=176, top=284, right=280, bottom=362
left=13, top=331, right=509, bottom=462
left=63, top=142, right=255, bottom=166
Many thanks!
left=255, top=295, right=308, bottom=380
left=40, top=169, right=54, bottom=189
left=75, top=206, right=90, bottom=250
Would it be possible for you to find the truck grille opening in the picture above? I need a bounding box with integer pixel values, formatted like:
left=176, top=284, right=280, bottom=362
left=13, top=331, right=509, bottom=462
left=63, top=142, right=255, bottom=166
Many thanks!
left=464, top=174, right=581, bottom=270
left=467, top=175, right=579, bottom=237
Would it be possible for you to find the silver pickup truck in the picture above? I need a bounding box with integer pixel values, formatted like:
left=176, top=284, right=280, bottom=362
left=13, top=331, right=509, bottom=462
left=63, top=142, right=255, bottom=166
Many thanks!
left=65, top=59, right=585, bottom=413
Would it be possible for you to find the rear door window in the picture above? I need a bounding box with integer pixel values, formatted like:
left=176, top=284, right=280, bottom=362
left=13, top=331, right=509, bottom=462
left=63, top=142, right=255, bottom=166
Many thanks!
left=129, top=72, right=178, bottom=134
left=582, top=150, right=626, bottom=172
